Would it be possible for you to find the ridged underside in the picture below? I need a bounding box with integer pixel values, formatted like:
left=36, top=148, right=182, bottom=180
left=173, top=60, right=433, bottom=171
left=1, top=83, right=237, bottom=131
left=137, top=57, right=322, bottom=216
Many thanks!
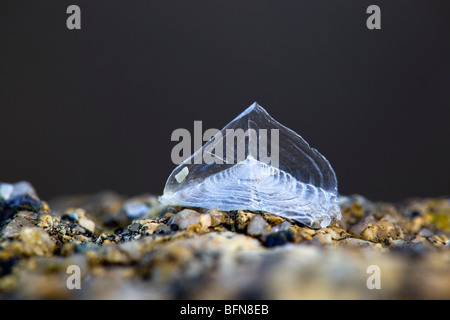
left=160, top=157, right=340, bottom=228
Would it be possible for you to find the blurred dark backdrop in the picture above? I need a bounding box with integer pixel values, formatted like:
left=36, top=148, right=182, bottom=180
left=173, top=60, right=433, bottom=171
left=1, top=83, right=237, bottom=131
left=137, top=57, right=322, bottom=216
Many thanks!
left=1, top=0, right=450, bottom=201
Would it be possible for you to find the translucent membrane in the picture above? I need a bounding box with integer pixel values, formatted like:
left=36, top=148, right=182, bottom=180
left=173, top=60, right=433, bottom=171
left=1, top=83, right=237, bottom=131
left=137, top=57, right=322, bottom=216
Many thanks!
left=160, top=103, right=341, bottom=228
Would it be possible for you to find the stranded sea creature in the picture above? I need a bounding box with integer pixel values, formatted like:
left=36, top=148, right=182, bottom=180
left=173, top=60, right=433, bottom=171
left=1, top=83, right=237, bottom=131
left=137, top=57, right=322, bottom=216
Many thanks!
left=160, top=103, right=341, bottom=228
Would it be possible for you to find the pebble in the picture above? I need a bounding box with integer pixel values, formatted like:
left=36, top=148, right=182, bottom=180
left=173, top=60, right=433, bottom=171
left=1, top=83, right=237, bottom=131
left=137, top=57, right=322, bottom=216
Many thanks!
left=236, top=211, right=255, bottom=231
left=349, top=216, right=375, bottom=238
left=168, top=209, right=200, bottom=230
left=313, top=233, right=333, bottom=245
left=79, top=217, right=95, bottom=234
left=205, top=209, right=226, bottom=227
left=65, top=208, right=96, bottom=233
left=338, top=238, right=373, bottom=248
left=361, top=225, right=378, bottom=242
left=122, top=195, right=165, bottom=220
left=0, top=181, right=37, bottom=201
left=123, top=200, right=150, bottom=218
left=0, top=182, right=43, bottom=223
left=11, top=181, right=38, bottom=199
left=264, top=229, right=294, bottom=247
left=141, top=221, right=160, bottom=235
left=128, top=223, right=140, bottom=233
left=247, top=214, right=270, bottom=236
left=19, top=227, right=56, bottom=256
left=0, top=211, right=35, bottom=239
left=272, top=221, right=292, bottom=233
left=0, top=183, right=14, bottom=201
left=418, top=228, right=434, bottom=237
left=199, top=214, right=212, bottom=228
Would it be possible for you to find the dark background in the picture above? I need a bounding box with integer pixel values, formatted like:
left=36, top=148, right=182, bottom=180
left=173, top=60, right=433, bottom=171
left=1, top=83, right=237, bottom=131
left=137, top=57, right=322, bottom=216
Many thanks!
left=1, top=1, right=449, bottom=201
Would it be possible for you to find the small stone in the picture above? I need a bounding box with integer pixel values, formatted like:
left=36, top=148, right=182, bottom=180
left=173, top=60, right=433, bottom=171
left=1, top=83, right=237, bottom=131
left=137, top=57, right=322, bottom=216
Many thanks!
left=264, top=229, right=293, bottom=247
left=11, top=181, right=38, bottom=199
left=19, top=227, right=56, bottom=256
left=157, top=224, right=172, bottom=234
left=429, top=235, right=449, bottom=247
left=409, top=237, right=429, bottom=252
left=78, top=218, right=95, bottom=234
left=313, top=233, right=333, bottom=245
left=236, top=211, right=255, bottom=231
left=37, top=214, right=54, bottom=229
left=361, top=225, right=378, bottom=242
left=390, top=239, right=408, bottom=248
left=327, top=227, right=348, bottom=240
left=169, top=209, right=200, bottom=230
left=263, top=212, right=285, bottom=225
left=66, top=208, right=95, bottom=233
left=142, top=222, right=160, bottom=235
left=199, top=214, right=212, bottom=228
left=349, top=216, right=376, bottom=238
left=128, top=223, right=140, bottom=232
left=0, top=181, right=38, bottom=203
left=272, top=221, right=292, bottom=233
left=290, top=225, right=316, bottom=242
left=418, top=228, right=434, bottom=237
left=0, top=183, right=14, bottom=201
left=99, top=233, right=109, bottom=240
left=247, top=214, right=270, bottom=236
left=205, top=209, right=226, bottom=227
left=7, top=195, right=42, bottom=211
left=123, top=200, right=149, bottom=219
left=374, top=217, right=401, bottom=241
left=1, top=190, right=43, bottom=222
left=338, top=238, right=373, bottom=248
left=0, top=211, right=35, bottom=239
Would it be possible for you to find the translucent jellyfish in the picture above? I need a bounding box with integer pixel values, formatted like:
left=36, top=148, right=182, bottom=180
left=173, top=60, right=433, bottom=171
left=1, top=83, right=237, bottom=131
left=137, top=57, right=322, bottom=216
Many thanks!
left=160, top=103, right=341, bottom=228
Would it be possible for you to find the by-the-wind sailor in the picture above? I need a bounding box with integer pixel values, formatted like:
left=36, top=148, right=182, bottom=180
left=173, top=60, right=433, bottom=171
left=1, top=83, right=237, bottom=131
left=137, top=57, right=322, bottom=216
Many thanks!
left=160, top=103, right=341, bottom=228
